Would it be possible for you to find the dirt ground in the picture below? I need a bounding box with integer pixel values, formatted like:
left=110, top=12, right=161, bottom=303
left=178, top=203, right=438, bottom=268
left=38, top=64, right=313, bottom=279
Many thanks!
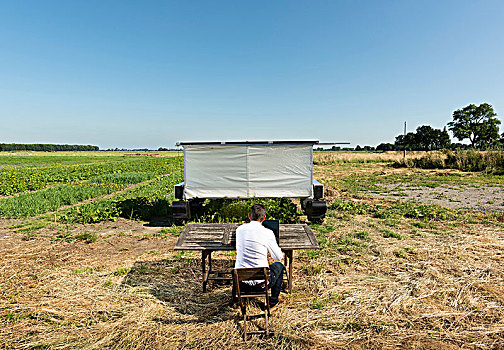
left=370, top=183, right=504, bottom=213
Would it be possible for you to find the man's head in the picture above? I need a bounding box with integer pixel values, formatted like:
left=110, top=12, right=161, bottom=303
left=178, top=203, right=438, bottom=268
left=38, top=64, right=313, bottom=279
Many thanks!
left=249, top=204, right=266, bottom=222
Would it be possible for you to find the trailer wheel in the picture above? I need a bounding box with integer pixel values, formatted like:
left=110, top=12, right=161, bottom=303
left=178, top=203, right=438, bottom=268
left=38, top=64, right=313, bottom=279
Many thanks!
left=174, top=218, right=186, bottom=226
left=303, top=200, right=327, bottom=224
left=308, top=217, right=324, bottom=224
left=171, top=200, right=191, bottom=226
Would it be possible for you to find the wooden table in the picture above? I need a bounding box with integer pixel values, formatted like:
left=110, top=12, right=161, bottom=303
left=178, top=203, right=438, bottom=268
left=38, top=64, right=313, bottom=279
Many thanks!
left=174, top=223, right=319, bottom=293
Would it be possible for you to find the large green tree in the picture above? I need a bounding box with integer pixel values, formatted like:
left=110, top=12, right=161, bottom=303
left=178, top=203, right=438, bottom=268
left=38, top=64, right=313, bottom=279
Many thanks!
left=394, top=132, right=416, bottom=151
left=437, top=127, right=452, bottom=149
left=415, top=125, right=450, bottom=150
left=394, top=125, right=451, bottom=151
left=447, top=103, right=501, bottom=148
left=376, top=142, right=394, bottom=151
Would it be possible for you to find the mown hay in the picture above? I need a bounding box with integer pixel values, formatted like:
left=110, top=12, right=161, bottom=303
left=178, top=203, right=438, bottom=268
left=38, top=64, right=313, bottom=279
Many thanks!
left=1, top=212, right=503, bottom=349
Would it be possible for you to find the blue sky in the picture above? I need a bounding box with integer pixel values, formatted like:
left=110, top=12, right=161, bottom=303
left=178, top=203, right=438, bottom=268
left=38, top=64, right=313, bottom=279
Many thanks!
left=1, top=0, right=503, bottom=149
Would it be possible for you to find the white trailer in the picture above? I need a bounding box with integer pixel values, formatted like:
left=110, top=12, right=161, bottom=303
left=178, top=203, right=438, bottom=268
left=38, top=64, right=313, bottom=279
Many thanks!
left=171, top=141, right=327, bottom=224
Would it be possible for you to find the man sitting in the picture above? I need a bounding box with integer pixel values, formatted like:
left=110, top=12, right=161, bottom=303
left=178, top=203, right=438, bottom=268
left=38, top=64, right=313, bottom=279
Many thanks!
left=235, top=204, right=285, bottom=310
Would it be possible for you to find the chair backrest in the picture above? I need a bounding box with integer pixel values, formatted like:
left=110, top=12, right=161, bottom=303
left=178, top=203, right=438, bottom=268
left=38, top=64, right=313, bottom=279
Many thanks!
left=233, top=267, right=270, bottom=308
left=234, top=267, right=270, bottom=283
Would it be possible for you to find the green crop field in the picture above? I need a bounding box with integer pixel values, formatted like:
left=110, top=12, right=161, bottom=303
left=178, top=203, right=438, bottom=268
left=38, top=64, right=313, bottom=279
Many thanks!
left=0, top=151, right=503, bottom=349
left=0, top=153, right=184, bottom=222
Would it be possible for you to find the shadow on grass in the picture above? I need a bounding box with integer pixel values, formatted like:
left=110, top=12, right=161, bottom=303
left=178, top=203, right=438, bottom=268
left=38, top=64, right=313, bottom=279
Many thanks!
left=120, top=257, right=236, bottom=324
left=115, top=197, right=175, bottom=227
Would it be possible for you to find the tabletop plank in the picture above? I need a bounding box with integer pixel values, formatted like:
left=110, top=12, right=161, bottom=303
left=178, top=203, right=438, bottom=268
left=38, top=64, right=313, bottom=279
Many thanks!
left=174, top=223, right=319, bottom=251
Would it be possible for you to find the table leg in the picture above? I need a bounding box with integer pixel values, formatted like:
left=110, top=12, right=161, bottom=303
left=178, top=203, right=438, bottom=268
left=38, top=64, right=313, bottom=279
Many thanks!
left=287, top=250, right=293, bottom=294
left=283, top=253, right=289, bottom=292
left=205, top=251, right=212, bottom=289
left=202, top=250, right=208, bottom=292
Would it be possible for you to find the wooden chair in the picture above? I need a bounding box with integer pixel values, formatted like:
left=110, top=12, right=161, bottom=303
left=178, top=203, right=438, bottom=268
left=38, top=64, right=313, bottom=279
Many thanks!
left=233, top=267, right=271, bottom=340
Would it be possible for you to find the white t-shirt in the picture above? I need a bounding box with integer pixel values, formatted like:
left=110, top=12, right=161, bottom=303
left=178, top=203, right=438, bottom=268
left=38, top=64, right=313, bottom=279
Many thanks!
left=235, top=220, right=283, bottom=269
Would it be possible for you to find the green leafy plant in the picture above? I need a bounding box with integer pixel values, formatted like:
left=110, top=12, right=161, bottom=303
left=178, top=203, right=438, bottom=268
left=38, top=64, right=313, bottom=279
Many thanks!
left=113, top=267, right=130, bottom=276
left=74, top=232, right=98, bottom=243
left=197, top=198, right=301, bottom=223
left=382, top=229, right=403, bottom=239
left=330, top=200, right=372, bottom=215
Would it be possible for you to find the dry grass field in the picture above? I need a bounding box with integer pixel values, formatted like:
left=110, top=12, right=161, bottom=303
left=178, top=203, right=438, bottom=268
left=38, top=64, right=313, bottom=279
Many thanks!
left=1, top=152, right=503, bottom=349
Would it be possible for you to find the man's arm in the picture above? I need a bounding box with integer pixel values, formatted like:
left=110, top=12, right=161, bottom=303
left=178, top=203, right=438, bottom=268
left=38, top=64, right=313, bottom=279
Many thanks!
left=266, top=232, right=283, bottom=261
left=234, top=225, right=244, bottom=268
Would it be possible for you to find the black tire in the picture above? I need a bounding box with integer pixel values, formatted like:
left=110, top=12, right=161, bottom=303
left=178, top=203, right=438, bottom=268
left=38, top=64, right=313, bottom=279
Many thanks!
left=174, top=218, right=185, bottom=226
left=309, top=217, right=323, bottom=224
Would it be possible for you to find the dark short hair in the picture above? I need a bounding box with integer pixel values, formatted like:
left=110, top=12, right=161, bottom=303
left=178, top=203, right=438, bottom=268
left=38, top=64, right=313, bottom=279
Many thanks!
left=250, top=204, right=266, bottom=221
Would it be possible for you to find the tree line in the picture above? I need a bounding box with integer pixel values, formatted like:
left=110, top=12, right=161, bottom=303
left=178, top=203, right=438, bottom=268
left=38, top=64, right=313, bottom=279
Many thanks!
left=388, top=103, right=502, bottom=151
left=0, top=143, right=99, bottom=152
left=337, top=103, right=503, bottom=152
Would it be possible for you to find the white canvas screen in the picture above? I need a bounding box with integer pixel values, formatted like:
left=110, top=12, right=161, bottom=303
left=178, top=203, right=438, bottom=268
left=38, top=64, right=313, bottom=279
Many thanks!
left=184, top=146, right=248, bottom=198
left=183, top=144, right=313, bottom=199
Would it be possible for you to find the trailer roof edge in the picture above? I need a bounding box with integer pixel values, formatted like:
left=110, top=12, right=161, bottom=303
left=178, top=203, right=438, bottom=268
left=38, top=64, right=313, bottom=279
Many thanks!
left=176, top=140, right=320, bottom=146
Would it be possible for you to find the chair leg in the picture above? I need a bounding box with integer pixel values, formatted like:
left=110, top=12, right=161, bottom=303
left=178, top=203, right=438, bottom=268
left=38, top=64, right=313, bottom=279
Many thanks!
left=265, top=311, right=269, bottom=337
left=243, top=314, right=247, bottom=340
